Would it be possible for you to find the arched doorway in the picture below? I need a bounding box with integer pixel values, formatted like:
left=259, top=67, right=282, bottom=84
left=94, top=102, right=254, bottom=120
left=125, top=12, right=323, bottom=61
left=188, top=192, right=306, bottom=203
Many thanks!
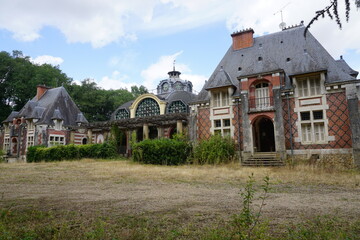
left=252, top=117, right=275, bottom=152
left=11, top=138, right=18, bottom=155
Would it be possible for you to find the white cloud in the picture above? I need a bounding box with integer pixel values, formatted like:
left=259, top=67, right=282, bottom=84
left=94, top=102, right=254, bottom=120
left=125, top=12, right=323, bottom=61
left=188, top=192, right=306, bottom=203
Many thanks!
left=97, top=70, right=138, bottom=90
left=0, top=0, right=359, bottom=57
left=141, top=51, right=207, bottom=92
left=31, top=55, right=64, bottom=66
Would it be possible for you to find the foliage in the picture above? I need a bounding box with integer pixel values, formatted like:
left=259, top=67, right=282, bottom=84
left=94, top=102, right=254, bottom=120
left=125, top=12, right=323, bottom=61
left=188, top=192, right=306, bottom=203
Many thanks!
left=0, top=149, right=4, bottom=162
left=131, top=85, right=148, bottom=98
left=305, top=0, right=360, bottom=36
left=0, top=50, right=71, bottom=122
left=66, top=79, right=148, bottom=122
left=132, top=138, right=191, bottom=165
left=110, top=125, right=125, bottom=153
left=26, top=143, right=117, bottom=162
left=286, top=215, right=360, bottom=239
left=192, top=134, right=236, bottom=164
left=230, top=174, right=271, bottom=240
left=0, top=50, right=148, bottom=123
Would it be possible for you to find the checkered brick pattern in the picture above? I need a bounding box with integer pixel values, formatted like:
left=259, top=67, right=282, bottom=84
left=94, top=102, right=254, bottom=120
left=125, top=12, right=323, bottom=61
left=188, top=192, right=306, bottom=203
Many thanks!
left=197, top=108, right=211, bottom=140
left=282, top=92, right=352, bottom=150
left=326, top=92, right=352, bottom=149
left=282, top=97, right=298, bottom=149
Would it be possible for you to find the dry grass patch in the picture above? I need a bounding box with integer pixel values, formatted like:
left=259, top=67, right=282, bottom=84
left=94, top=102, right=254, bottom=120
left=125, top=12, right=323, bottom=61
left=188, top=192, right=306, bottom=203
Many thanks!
left=0, top=159, right=358, bottom=187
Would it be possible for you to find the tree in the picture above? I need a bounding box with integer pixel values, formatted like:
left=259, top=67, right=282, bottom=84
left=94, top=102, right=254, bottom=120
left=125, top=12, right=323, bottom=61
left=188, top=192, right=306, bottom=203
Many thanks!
left=66, top=79, right=137, bottom=122
left=0, top=50, right=72, bottom=121
left=305, top=0, right=360, bottom=36
left=131, top=85, right=148, bottom=98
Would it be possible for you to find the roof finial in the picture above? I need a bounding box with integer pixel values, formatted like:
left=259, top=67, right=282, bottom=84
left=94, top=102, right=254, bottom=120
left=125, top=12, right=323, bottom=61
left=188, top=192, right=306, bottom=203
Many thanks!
left=173, top=59, right=176, bottom=71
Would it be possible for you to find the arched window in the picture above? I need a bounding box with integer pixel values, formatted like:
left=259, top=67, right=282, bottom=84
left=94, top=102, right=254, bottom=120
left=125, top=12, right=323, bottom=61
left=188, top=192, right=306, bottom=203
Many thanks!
left=168, top=100, right=187, bottom=113
left=135, top=98, right=160, bottom=117
left=254, top=82, right=270, bottom=109
left=115, top=109, right=130, bottom=119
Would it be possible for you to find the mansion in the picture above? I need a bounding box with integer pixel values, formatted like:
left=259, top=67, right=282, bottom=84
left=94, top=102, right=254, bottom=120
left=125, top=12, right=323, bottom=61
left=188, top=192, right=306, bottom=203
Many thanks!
left=1, top=24, right=360, bottom=167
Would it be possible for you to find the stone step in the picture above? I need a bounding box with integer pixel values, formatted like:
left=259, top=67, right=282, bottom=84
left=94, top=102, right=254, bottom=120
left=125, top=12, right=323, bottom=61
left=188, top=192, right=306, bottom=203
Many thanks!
left=242, top=152, right=284, bottom=167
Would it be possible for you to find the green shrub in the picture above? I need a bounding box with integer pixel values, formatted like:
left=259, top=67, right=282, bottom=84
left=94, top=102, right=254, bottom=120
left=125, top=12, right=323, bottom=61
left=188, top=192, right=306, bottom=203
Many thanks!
left=132, top=138, right=191, bottom=165
left=26, top=143, right=117, bottom=162
left=27, top=146, right=46, bottom=162
left=193, top=134, right=236, bottom=164
left=0, top=149, right=4, bottom=162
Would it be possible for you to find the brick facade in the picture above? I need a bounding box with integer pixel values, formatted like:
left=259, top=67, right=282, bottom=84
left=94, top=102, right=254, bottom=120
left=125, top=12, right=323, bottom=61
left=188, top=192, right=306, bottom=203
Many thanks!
left=197, top=107, right=211, bottom=141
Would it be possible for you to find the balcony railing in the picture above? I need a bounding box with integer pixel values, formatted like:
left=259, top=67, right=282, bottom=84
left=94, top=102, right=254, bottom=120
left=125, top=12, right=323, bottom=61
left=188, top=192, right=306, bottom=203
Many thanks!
left=249, top=97, right=274, bottom=111
left=10, top=127, right=19, bottom=137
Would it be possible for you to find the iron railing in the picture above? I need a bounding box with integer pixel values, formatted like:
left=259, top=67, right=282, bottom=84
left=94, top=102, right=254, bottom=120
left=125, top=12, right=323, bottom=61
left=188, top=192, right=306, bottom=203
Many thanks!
left=249, top=97, right=274, bottom=111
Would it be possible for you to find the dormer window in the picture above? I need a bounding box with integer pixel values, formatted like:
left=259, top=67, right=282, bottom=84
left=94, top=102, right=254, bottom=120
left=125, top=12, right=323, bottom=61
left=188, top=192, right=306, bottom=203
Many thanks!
left=54, top=119, right=63, bottom=130
left=27, top=120, right=35, bottom=130
left=297, top=74, right=321, bottom=97
left=212, top=89, right=229, bottom=107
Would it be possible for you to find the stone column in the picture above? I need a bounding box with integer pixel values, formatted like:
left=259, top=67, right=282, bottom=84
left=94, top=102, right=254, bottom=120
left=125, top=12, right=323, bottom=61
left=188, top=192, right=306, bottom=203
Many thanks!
left=347, top=94, right=360, bottom=168
left=143, top=124, right=149, bottom=140
left=176, top=120, right=183, bottom=134
left=273, top=87, right=286, bottom=160
left=87, top=129, right=93, bottom=144
left=241, top=91, right=252, bottom=159
left=158, top=127, right=164, bottom=138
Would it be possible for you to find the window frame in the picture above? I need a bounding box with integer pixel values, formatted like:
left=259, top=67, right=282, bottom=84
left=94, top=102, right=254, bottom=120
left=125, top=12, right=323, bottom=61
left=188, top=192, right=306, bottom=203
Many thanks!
left=48, top=134, right=65, bottom=147
left=212, top=89, right=229, bottom=107
left=296, top=74, right=322, bottom=98
left=213, top=118, right=231, bottom=137
left=299, top=109, right=326, bottom=144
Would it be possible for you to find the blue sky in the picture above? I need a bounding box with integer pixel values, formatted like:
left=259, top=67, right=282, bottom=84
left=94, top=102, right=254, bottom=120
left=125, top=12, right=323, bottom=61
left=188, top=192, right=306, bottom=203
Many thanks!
left=1, top=0, right=359, bottom=93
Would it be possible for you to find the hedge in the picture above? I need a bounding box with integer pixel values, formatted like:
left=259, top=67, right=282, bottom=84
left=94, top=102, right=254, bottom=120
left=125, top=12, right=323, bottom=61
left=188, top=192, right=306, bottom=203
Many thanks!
left=132, top=138, right=191, bottom=165
left=27, top=143, right=117, bottom=162
left=193, top=134, right=236, bottom=164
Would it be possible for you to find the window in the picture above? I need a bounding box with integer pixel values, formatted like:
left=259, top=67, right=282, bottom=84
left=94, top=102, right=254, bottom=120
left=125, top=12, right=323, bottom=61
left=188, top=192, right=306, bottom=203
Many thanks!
left=212, top=90, right=229, bottom=107
left=27, top=120, right=34, bottom=130
left=27, top=135, right=34, bottom=149
left=49, top=135, right=65, bottom=147
left=213, top=118, right=231, bottom=137
left=54, top=120, right=63, bottom=130
left=214, top=120, right=221, bottom=127
left=4, top=137, right=10, bottom=153
left=115, top=109, right=130, bottom=119
left=300, top=110, right=326, bottom=143
left=135, top=98, right=160, bottom=117
left=168, top=101, right=187, bottom=113
left=297, top=75, right=321, bottom=97
left=254, top=82, right=270, bottom=109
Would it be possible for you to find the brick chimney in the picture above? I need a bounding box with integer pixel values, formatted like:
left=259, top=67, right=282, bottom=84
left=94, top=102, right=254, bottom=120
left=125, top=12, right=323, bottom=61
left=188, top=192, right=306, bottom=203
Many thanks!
left=36, top=85, right=50, bottom=100
left=231, top=28, right=254, bottom=50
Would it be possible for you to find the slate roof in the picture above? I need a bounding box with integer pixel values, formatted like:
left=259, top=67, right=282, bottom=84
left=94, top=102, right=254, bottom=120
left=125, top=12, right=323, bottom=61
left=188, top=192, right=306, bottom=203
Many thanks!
left=3, top=86, right=88, bottom=126
left=195, top=25, right=358, bottom=103
left=2, top=111, right=19, bottom=123
left=336, top=58, right=359, bottom=78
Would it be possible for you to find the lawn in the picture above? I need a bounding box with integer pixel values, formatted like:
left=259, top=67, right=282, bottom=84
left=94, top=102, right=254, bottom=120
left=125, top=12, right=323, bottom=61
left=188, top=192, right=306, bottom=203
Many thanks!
left=0, top=159, right=359, bottom=239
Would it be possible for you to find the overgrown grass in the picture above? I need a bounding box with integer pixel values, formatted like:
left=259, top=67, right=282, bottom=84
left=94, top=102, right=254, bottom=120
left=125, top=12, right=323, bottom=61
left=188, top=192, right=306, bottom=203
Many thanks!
left=1, top=203, right=359, bottom=239
left=0, top=160, right=359, bottom=239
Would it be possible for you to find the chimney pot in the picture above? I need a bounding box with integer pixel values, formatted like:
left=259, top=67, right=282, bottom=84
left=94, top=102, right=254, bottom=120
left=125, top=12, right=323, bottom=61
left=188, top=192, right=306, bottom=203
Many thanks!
left=231, top=28, right=254, bottom=51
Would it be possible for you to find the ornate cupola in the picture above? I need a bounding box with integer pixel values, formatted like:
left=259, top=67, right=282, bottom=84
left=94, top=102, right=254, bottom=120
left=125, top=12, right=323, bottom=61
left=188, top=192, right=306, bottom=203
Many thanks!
left=156, top=61, right=193, bottom=95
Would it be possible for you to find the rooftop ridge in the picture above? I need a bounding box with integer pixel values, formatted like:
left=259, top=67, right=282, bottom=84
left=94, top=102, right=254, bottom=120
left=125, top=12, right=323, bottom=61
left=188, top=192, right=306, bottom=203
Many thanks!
left=282, top=21, right=304, bottom=31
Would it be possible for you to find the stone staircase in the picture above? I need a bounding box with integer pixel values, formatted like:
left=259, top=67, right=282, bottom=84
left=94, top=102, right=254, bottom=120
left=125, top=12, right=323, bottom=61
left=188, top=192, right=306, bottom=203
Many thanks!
left=242, top=152, right=284, bottom=167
